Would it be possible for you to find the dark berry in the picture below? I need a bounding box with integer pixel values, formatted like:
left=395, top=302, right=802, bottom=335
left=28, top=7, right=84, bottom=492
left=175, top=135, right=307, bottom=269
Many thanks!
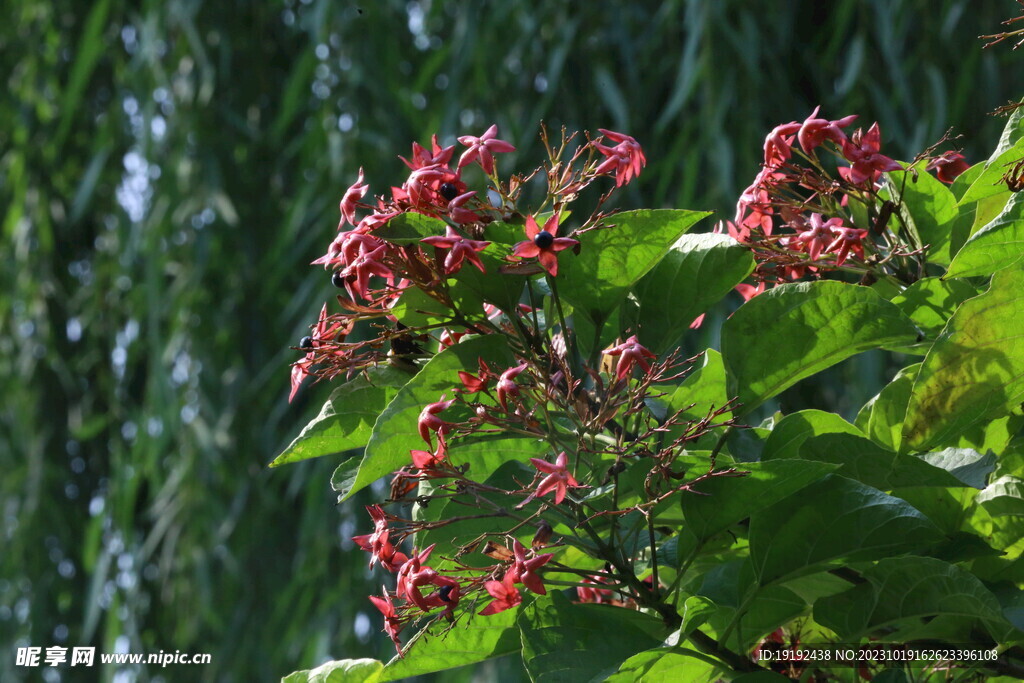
left=299, top=336, right=314, bottom=350
left=331, top=270, right=346, bottom=288
left=439, top=182, right=459, bottom=201
left=438, top=585, right=454, bottom=602
left=534, top=230, right=554, bottom=249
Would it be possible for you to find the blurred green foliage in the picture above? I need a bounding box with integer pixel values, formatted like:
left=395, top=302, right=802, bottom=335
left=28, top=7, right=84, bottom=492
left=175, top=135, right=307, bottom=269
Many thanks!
left=2, top=0, right=1023, bottom=680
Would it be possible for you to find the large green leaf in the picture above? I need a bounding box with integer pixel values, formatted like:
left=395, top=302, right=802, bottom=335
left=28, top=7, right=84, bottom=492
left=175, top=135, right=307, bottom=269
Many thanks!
left=271, top=366, right=415, bottom=467
left=680, top=459, right=838, bottom=541
left=957, top=106, right=1024, bottom=205
left=518, top=592, right=667, bottom=682
left=946, top=191, right=1024, bottom=278
left=607, top=648, right=721, bottom=682
left=749, top=475, right=942, bottom=584
left=698, top=560, right=807, bottom=652
left=762, top=409, right=863, bottom=461
left=373, top=212, right=449, bottom=244
left=342, top=335, right=514, bottom=500
left=282, top=659, right=383, bottom=683
left=558, top=209, right=711, bottom=323
left=855, top=364, right=919, bottom=451
left=889, top=277, right=978, bottom=351
left=721, top=281, right=919, bottom=415
left=795, top=433, right=969, bottom=490
left=629, top=233, right=754, bottom=352
left=978, top=475, right=1024, bottom=517
left=379, top=605, right=521, bottom=681
left=903, top=268, right=1024, bottom=452
left=814, top=556, right=1006, bottom=640
left=887, top=169, right=959, bottom=265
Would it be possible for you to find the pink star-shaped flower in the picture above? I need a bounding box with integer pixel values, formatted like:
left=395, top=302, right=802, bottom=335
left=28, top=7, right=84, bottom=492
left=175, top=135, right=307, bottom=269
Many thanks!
left=479, top=573, right=522, bottom=616
left=512, top=214, right=578, bottom=277
left=496, top=362, right=527, bottom=410
left=523, top=452, right=579, bottom=506
left=927, top=151, right=970, bottom=184
left=603, top=335, right=656, bottom=381
left=795, top=213, right=844, bottom=261
left=420, top=226, right=490, bottom=275
left=457, top=124, right=516, bottom=175
left=506, top=539, right=554, bottom=595
left=826, top=226, right=869, bottom=265
left=592, top=129, right=647, bottom=187
left=339, top=167, right=368, bottom=227
left=400, top=134, right=456, bottom=170
left=796, top=107, right=858, bottom=154
left=840, top=122, right=902, bottom=185
left=417, top=397, right=456, bottom=446
left=368, top=587, right=404, bottom=653
left=410, top=432, right=448, bottom=470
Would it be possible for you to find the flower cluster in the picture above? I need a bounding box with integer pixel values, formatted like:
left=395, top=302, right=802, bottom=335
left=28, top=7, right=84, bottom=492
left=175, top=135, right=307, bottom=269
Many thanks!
left=289, top=126, right=644, bottom=400
left=722, top=107, right=968, bottom=300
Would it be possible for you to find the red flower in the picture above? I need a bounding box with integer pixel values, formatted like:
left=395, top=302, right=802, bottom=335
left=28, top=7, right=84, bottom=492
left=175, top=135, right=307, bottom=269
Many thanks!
left=420, top=226, right=490, bottom=275
left=352, top=504, right=408, bottom=571
left=592, top=129, right=646, bottom=187
left=576, top=573, right=615, bottom=604
left=762, top=121, right=802, bottom=168
left=796, top=107, right=858, bottom=154
left=417, top=397, right=456, bottom=446
left=602, top=335, right=656, bottom=381
left=496, top=362, right=528, bottom=410
left=457, top=124, right=516, bottom=175
left=507, top=539, right=553, bottom=595
left=840, top=123, right=902, bottom=185
left=368, top=587, right=404, bottom=653
left=410, top=432, right=447, bottom=470
left=512, top=214, right=578, bottom=277
left=458, top=358, right=493, bottom=394
left=826, top=226, right=869, bottom=265
left=400, top=134, right=455, bottom=170
left=479, top=573, right=522, bottom=616
left=339, top=167, right=368, bottom=227
left=927, top=151, right=970, bottom=184
left=522, top=452, right=580, bottom=506
left=795, top=213, right=844, bottom=261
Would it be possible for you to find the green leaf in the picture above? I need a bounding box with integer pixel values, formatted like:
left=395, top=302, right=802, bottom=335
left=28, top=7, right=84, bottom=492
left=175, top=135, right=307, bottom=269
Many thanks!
left=958, top=139, right=1024, bottom=205
left=270, top=366, right=414, bottom=467
left=373, top=212, right=449, bottom=244
left=282, top=659, right=383, bottom=683
left=889, top=277, right=978, bottom=350
left=342, top=335, right=514, bottom=500
left=795, top=433, right=969, bottom=490
left=722, top=281, right=919, bottom=415
left=814, top=556, right=1006, bottom=640
left=749, top=475, right=942, bottom=584
left=559, top=209, right=711, bottom=322
left=680, top=459, right=838, bottom=541
left=329, top=456, right=362, bottom=500
left=762, top=409, right=864, bottom=461
left=379, top=606, right=521, bottom=681
left=452, top=245, right=527, bottom=313
left=978, top=475, right=1024, bottom=517
left=629, top=233, right=754, bottom=352
left=947, top=191, right=1024, bottom=278
left=697, top=560, right=807, bottom=652
left=518, top=591, right=667, bottom=682
left=607, top=648, right=721, bottom=682
left=855, top=364, right=919, bottom=451
left=887, top=169, right=959, bottom=265
left=915, top=448, right=996, bottom=489
left=903, top=268, right=1024, bottom=452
